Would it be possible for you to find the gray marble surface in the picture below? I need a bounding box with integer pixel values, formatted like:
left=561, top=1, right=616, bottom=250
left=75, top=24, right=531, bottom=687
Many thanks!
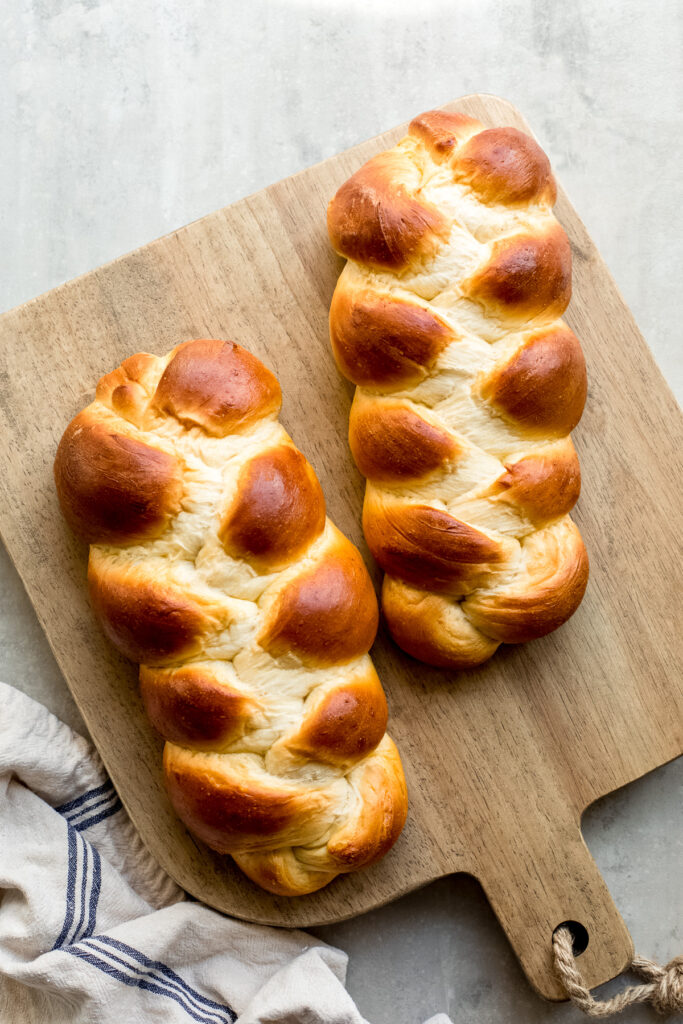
left=1, top=2, right=681, bottom=1022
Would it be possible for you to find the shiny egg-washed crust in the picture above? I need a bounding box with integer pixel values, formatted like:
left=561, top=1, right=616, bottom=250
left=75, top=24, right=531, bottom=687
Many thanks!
left=327, top=111, right=589, bottom=668
left=54, top=339, right=407, bottom=895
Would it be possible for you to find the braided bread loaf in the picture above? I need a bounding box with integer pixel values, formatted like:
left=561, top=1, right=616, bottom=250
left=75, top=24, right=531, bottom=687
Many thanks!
left=327, top=110, right=589, bottom=668
left=54, top=339, right=407, bottom=895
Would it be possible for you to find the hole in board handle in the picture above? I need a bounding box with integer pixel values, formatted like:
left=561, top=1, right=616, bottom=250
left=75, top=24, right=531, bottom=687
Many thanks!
left=554, top=920, right=589, bottom=956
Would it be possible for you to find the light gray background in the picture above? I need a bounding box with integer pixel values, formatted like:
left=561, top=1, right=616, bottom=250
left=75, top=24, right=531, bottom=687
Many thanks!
left=1, top=2, right=681, bottom=1022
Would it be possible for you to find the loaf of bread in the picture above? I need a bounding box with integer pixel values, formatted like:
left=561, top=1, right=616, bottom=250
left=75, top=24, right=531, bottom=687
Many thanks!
left=327, top=110, right=589, bottom=668
left=54, top=339, right=407, bottom=895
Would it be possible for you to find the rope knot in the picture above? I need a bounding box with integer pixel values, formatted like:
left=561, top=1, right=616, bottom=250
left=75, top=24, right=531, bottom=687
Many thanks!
left=638, top=954, right=683, bottom=1015
left=553, top=927, right=683, bottom=1018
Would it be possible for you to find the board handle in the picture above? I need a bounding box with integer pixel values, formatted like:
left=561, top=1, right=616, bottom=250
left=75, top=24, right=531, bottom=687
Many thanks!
left=479, top=815, right=633, bottom=1000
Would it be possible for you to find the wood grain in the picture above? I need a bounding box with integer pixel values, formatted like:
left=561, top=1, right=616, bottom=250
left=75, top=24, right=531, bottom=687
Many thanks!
left=0, top=94, right=681, bottom=1001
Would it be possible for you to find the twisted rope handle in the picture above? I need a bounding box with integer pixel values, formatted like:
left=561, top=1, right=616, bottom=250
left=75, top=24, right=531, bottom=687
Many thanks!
left=553, top=926, right=683, bottom=1017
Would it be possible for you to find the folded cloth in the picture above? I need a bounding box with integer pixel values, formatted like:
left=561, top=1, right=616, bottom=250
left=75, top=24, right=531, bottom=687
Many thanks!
left=0, top=681, right=448, bottom=1024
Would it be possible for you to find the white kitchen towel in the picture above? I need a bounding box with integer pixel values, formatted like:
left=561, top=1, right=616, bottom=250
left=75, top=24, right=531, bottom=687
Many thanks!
left=0, top=681, right=451, bottom=1024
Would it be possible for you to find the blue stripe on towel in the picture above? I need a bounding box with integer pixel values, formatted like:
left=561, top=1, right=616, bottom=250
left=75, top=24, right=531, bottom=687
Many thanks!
left=69, top=833, right=89, bottom=944
left=94, top=936, right=236, bottom=1017
left=55, top=781, right=114, bottom=817
left=53, top=822, right=103, bottom=948
left=52, top=825, right=78, bottom=949
left=54, top=779, right=123, bottom=831
left=73, top=796, right=123, bottom=832
left=53, top=804, right=235, bottom=1022
left=83, top=845, right=101, bottom=939
left=68, top=791, right=119, bottom=825
left=64, top=943, right=236, bottom=1023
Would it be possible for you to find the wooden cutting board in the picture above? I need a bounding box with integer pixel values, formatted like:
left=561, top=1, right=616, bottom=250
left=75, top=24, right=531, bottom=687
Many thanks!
left=0, top=94, right=681, bottom=1001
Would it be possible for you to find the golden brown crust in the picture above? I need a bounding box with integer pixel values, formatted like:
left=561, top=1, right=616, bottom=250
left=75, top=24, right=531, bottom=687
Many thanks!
left=327, top=738, right=408, bottom=869
left=330, top=285, right=453, bottom=389
left=95, top=352, right=160, bottom=427
left=363, top=493, right=506, bottom=592
left=284, top=667, right=388, bottom=766
left=490, top=441, right=582, bottom=526
left=480, top=327, right=587, bottom=436
left=349, top=395, right=458, bottom=483
left=231, top=850, right=339, bottom=897
left=464, top=520, right=589, bottom=642
left=54, top=411, right=183, bottom=545
left=327, top=150, right=448, bottom=270
left=408, top=110, right=483, bottom=160
left=140, top=664, right=258, bottom=750
left=153, top=339, right=282, bottom=436
left=231, top=737, right=407, bottom=894
left=260, top=532, right=379, bottom=665
left=87, top=553, right=219, bottom=666
left=454, top=127, right=556, bottom=206
left=382, top=578, right=500, bottom=669
left=465, top=225, right=572, bottom=320
left=219, top=445, right=326, bottom=571
left=55, top=339, right=407, bottom=896
left=163, top=745, right=334, bottom=853
left=327, top=111, right=588, bottom=668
